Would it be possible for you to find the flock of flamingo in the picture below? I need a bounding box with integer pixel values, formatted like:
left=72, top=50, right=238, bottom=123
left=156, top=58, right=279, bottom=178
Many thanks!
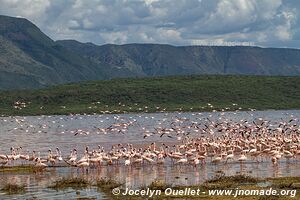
left=0, top=109, right=299, bottom=171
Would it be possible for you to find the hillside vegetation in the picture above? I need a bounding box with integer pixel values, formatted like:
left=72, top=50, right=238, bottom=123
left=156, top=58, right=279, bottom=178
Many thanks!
left=0, top=75, right=299, bottom=116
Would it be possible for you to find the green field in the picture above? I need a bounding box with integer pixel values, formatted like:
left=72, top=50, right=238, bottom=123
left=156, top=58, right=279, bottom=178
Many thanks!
left=0, top=75, right=299, bottom=116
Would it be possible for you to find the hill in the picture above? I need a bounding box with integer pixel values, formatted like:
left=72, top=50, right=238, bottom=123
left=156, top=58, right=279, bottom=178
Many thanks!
left=1, top=15, right=300, bottom=89
left=0, top=15, right=110, bottom=89
left=0, top=75, right=299, bottom=116
left=57, top=40, right=300, bottom=77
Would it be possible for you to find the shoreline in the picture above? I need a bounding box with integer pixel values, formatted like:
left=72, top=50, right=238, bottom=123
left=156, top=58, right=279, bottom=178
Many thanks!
left=2, top=174, right=299, bottom=199
left=1, top=107, right=300, bottom=117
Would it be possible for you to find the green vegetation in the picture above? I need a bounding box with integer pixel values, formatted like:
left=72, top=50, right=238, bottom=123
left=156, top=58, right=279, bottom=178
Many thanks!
left=0, top=75, right=299, bottom=116
left=48, top=177, right=91, bottom=190
left=95, top=178, right=123, bottom=192
left=145, top=180, right=172, bottom=191
left=123, top=175, right=299, bottom=199
left=48, top=175, right=299, bottom=200
left=202, top=173, right=260, bottom=189
left=1, top=183, right=26, bottom=195
left=48, top=176, right=124, bottom=199
left=0, top=165, right=43, bottom=173
left=267, top=177, right=300, bottom=189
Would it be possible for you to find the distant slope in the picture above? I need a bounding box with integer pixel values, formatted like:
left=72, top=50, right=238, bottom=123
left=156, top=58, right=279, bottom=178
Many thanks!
left=1, top=15, right=300, bottom=89
left=0, top=75, right=299, bottom=116
left=0, top=15, right=109, bottom=89
left=0, top=35, right=57, bottom=89
left=57, top=40, right=300, bottom=76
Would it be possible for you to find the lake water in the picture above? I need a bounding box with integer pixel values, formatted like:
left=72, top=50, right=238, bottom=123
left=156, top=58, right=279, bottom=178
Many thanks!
left=0, top=110, right=299, bottom=199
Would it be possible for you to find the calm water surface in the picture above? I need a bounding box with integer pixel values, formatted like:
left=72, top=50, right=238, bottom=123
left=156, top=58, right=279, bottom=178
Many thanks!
left=0, top=110, right=299, bottom=199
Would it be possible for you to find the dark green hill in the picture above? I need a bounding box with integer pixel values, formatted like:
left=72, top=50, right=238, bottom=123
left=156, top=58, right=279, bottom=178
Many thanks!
left=0, top=75, right=299, bottom=116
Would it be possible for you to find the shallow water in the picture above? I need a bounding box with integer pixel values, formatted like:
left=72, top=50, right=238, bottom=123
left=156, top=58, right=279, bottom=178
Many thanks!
left=0, top=110, right=299, bottom=199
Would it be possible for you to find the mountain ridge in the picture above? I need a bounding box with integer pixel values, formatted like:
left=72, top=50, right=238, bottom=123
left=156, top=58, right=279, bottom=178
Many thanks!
left=57, top=40, right=300, bottom=76
left=1, top=15, right=300, bottom=89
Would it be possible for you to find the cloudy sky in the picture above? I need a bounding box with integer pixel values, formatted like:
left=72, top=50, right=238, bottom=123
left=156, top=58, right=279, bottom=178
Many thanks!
left=0, top=0, right=299, bottom=48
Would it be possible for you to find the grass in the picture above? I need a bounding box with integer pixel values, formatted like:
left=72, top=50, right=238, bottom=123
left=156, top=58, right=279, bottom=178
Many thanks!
left=46, top=175, right=300, bottom=199
left=48, top=176, right=123, bottom=191
left=0, top=183, right=26, bottom=195
left=48, top=177, right=126, bottom=200
left=202, top=173, right=260, bottom=189
left=266, top=177, right=300, bottom=189
left=0, top=75, right=299, bottom=116
left=131, top=175, right=299, bottom=200
left=48, top=177, right=91, bottom=190
left=95, top=177, right=123, bottom=191
left=0, top=165, right=46, bottom=173
left=147, top=180, right=172, bottom=191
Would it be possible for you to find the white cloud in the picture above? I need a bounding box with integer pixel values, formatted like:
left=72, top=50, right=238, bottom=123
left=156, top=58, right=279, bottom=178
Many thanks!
left=0, top=0, right=50, bottom=24
left=99, top=31, right=128, bottom=44
left=68, top=20, right=80, bottom=29
left=0, top=0, right=298, bottom=47
left=274, top=25, right=292, bottom=40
